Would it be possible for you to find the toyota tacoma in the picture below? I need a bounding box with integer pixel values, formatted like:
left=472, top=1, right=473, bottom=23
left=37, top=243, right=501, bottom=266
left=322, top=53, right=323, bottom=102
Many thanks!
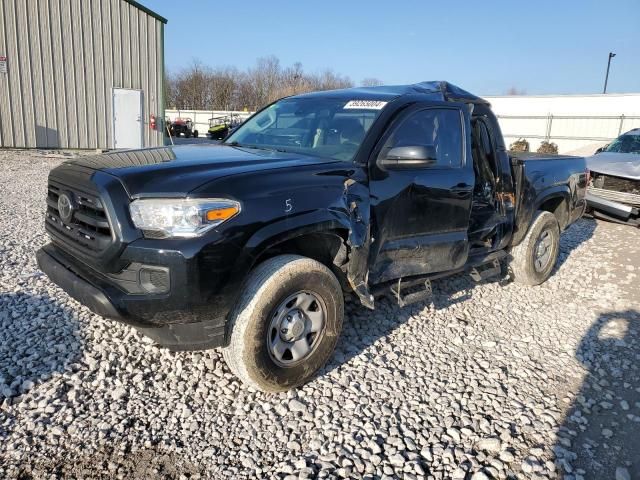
left=37, top=82, right=588, bottom=392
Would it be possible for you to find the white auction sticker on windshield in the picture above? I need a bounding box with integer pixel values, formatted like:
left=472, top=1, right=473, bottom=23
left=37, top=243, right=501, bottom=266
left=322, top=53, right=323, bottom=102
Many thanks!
left=343, top=100, right=388, bottom=110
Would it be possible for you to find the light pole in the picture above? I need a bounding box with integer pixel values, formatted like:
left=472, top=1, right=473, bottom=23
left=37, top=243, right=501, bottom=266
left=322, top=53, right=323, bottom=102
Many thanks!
left=603, top=52, right=616, bottom=94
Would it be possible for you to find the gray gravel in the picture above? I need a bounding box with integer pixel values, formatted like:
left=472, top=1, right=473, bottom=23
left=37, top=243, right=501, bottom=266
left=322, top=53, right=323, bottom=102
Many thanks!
left=1, top=149, right=639, bottom=479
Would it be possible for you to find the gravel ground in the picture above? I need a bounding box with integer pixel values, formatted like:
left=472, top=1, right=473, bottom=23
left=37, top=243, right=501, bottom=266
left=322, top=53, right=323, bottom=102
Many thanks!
left=0, top=149, right=639, bottom=480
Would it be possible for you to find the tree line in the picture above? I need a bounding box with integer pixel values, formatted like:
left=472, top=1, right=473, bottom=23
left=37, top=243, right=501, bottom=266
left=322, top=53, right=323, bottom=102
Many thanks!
left=165, top=56, right=383, bottom=112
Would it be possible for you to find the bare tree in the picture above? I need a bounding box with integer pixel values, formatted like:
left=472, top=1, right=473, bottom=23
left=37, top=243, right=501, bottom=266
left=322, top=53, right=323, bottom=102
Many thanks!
left=168, top=59, right=212, bottom=110
left=361, top=77, right=384, bottom=87
left=208, top=67, right=240, bottom=110
left=310, top=69, right=353, bottom=91
left=166, top=56, right=357, bottom=111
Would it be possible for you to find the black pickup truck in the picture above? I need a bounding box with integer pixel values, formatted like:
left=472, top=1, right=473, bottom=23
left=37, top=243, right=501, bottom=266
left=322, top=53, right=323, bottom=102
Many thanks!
left=37, top=82, right=587, bottom=391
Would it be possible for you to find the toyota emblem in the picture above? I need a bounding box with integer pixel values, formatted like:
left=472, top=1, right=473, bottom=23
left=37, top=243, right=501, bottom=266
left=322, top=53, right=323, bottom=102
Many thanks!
left=57, top=193, right=75, bottom=224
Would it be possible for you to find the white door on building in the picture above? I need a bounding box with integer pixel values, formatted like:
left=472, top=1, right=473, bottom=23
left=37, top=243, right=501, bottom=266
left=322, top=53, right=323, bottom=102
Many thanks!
left=112, top=88, right=143, bottom=149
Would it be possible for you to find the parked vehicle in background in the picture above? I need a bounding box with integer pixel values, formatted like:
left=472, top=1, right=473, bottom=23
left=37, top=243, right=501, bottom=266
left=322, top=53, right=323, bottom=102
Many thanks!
left=586, top=128, right=640, bottom=226
left=36, top=82, right=587, bottom=392
left=208, top=115, right=230, bottom=140
left=208, top=113, right=245, bottom=140
left=170, top=118, right=199, bottom=138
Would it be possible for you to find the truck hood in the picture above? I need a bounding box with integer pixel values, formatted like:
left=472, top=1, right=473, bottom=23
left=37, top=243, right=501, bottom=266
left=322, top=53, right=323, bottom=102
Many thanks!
left=67, top=145, right=341, bottom=197
left=586, top=152, right=640, bottom=181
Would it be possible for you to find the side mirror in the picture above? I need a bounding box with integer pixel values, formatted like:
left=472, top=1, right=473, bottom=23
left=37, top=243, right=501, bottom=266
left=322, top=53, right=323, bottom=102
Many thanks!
left=594, top=145, right=608, bottom=154
left=379, top=145, right=438, bottom=170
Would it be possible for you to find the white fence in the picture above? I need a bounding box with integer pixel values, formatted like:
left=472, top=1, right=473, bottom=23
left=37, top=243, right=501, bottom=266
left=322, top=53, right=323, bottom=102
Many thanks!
left=165, top=110, right=254, bottom=136
left=495, top=114, right=640, bottom=155
left=485, top=93, right=640, bottom=154
left=167, top=94, right=640, bottom=155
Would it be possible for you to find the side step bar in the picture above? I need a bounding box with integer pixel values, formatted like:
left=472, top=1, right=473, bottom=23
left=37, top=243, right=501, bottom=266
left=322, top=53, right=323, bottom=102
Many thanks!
left=390, top=278, right=433, bottom=307
left=377, top=251, right=508, bottom=307
left=469, top=259, right=501, bottom=282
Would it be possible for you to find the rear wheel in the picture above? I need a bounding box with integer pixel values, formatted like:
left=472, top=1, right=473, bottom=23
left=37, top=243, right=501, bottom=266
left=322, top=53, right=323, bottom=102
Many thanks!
left=223, top=255, right=344, bottom=392
left=193, top=130, right=199, bottom=138
left=509, top=210, right=560, bottom=285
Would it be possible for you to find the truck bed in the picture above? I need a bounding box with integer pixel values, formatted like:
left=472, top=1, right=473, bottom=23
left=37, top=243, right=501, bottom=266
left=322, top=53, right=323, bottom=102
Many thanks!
left=510, top=152, right=587, bottom=245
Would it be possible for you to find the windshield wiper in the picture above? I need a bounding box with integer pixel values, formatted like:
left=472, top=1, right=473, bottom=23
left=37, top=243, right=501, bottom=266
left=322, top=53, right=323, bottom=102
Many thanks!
left=225, top=141, right=252, bottom=148
left=226, top=141, right=289, bottom=153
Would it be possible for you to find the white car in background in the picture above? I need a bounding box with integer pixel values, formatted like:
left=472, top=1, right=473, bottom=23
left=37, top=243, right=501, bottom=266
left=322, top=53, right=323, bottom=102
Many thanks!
left=586, top=128, right=640, bottom=226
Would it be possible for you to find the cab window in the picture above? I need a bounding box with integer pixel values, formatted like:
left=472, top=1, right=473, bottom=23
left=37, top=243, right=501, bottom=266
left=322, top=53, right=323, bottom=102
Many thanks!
left=381, top=108, right=464, bottom=167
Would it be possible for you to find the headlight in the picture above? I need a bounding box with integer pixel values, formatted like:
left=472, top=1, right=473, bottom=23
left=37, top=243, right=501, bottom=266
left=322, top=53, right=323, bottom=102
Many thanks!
left=129, top=198, right=240, bottom=238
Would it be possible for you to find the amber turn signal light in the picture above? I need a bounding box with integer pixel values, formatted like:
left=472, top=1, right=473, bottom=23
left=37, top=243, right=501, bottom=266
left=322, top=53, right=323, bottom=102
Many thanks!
left=206, top=206, right=240, bottom=222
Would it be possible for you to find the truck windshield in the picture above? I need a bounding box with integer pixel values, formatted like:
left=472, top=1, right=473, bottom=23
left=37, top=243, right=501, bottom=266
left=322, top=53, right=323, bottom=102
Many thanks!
left=224, top=98, right=385, bottom=161
left=605, top=133, right=640, bottom=154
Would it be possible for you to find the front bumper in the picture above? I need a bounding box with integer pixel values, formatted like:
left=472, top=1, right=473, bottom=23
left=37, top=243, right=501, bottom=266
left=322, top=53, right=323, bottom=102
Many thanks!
left=586, top=191, right=640, bottom=226
left=36, top=244, right=228, bottom=350
left=37, top=246, right=123, bottom=320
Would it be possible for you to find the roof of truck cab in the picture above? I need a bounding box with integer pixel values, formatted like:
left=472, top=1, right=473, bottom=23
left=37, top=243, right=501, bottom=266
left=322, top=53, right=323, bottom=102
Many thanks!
left=293, top=81, right=490, bottom=105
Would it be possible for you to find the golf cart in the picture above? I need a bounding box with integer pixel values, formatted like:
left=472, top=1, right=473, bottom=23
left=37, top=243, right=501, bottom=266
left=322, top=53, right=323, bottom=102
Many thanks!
left=170, top=118, right=198, bottom=138
left=208, top=113, right=244, bottom=140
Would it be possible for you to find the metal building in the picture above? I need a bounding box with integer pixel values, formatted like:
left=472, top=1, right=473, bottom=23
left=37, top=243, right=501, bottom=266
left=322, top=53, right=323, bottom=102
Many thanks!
left=0, top=0, right=166, bottom=150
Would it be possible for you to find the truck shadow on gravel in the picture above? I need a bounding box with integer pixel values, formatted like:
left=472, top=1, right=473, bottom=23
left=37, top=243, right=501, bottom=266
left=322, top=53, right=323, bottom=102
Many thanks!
left=323, top=273, right=476, bottom=375
left=324, top=219, right=597, bottom=377
left=554, top=218, right=597, bottom=273
left=555, top=309, right=640, bottom=480
left=0, top=292, right=83, bottom=403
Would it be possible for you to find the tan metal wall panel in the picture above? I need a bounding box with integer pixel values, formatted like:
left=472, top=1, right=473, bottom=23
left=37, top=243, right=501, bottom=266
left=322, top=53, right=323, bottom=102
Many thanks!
left=121, top=2, right=131, bottom=88
left=50, top=0, right=70, bottom=148
left=0, top=0, right=164, bottom=149
left=16, top=0, right=37, bottom=147
left=130, top=5, right=140, bottom=89
left=4, top=0, right=25, bottom=146
left=27, top=0, right=46, bottom=148
left=82, top=0, right=97, bottom=150
left=140, top=10, right=148, bottom=147
left=62, top=0, right=79, bottom=148
left=37, top=0, right=59, bottom=147
left=72, top=0, right=88, bottom=148
left=102, top=0, right=114, bottom=149
left=0, top=0, right=10, bottom=146
left=92, top=0, right=106, bottom=149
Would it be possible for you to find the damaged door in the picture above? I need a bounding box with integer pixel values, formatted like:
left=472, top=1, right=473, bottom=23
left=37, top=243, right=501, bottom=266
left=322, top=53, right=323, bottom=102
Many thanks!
left=367, top=103, right=475, bottom=284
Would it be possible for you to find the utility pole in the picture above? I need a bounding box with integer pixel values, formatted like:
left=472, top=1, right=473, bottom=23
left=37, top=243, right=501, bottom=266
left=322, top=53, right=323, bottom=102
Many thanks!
left=603, top=52, right=616, bottom=94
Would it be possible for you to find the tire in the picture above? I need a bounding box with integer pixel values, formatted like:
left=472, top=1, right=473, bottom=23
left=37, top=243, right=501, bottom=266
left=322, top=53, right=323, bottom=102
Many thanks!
left=193, top=130, right=199, bottom=138
left=223, top=255, right=344, bottom=392
left=509, top=211, right=561, bottom=286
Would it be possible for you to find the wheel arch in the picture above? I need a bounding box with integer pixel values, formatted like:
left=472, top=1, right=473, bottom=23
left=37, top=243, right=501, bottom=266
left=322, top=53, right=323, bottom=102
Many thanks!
left=248, top=223, right=352, bottom=289
left=535, top=188, right=570, bottom=230
left=513, top=187, right=570, bottom=246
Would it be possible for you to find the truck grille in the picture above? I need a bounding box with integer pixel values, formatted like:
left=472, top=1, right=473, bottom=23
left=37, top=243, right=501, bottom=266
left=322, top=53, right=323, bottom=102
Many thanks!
left=45, top=180, right=113, bottom=253
left=590, top=173, right=640, bottom=207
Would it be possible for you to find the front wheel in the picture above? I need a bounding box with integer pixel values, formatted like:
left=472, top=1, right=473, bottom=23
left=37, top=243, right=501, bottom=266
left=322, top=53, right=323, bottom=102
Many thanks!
left=509, top=210, right=561, bottom=285
left=223, top=255, right=344, bottom=392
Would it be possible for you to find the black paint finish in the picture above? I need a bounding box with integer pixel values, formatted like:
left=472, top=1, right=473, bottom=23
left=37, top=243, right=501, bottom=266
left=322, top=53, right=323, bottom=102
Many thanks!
left=37, top=82, right=587, bottom=349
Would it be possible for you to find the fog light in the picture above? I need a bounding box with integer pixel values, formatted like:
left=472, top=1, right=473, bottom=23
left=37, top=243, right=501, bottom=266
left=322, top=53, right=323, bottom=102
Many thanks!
left=139, top=267, right=170, bottom=294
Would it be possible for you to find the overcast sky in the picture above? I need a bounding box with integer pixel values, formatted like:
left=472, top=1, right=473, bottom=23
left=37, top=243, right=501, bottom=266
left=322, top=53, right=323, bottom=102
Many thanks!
left=144, top=0, right=640, bottom=95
